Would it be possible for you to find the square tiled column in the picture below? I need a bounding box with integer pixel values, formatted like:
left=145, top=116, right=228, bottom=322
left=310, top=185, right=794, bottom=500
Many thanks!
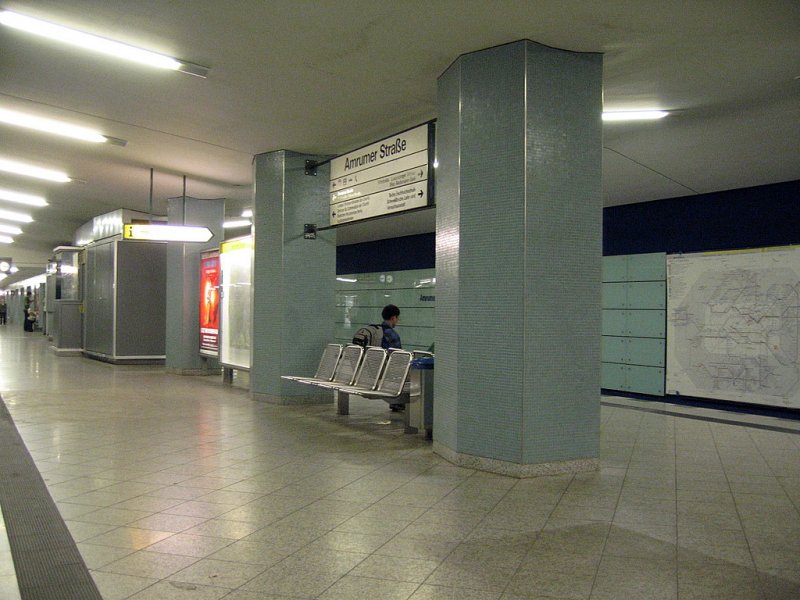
left=251, top=151, right=336, bottom=403
left=434, top=40, right=603, bottom=476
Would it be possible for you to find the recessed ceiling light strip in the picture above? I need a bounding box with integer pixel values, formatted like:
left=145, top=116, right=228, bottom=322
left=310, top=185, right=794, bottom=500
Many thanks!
left=223, top=219, right=251, bottom=229
left=0, top=223, right=23, bottom=235
left=0, top=188, right=48, bottom=207
left=0, top=107, right=106, bottom=142
left=602, top=111, right=669, bottom=121
left=0, top=209, right=34, bottom=223
left=0, top=10, right=208, bottom=77
left=0, top=159, right=70, bottom=182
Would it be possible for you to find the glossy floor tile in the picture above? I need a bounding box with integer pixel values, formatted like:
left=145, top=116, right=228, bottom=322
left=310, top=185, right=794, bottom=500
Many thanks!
left=1, top=327, right=799, bottom=599
left=0, top=505, right=21, bottom=600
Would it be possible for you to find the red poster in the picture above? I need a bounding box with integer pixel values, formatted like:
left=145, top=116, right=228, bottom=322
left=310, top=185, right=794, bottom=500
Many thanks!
left=199, top=253, right=220, bottom=354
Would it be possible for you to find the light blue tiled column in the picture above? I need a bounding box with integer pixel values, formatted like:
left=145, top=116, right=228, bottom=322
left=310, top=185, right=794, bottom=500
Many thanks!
left=434, top=40, right=603, bottom=476
left=165, top=196, right=224, bottom=374
left=251, top=151, right=336, bottom=404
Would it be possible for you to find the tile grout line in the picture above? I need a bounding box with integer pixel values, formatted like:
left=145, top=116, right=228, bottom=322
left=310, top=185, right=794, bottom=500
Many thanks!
left=601, top=400, right=800, bottom=435
left=742, top=426, right=777, bottom=599
left=587, top=408, right=643, bottom=598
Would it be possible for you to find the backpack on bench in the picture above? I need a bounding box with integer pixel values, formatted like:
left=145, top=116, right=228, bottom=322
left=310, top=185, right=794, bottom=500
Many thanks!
left=352, top=324, right=384, bottom=347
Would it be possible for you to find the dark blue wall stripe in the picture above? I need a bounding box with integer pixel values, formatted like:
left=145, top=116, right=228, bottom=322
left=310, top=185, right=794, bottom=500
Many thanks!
left=337, top=233, right=435, bottom=274
left=337, top=179, right=800, bottom=270
left=603, top=179, right=800, bottom=256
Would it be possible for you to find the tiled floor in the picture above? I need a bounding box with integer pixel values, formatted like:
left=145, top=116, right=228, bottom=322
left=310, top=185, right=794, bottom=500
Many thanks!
left=1, top=327, right=799, bottom=599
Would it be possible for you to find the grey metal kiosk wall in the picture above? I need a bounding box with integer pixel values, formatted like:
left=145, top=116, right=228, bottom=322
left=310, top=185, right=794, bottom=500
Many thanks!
left=84, top=238, right=167, bottom=362
left=50, top=247, right=84, bottom=355
left=434, top=40, right=603, bottom=476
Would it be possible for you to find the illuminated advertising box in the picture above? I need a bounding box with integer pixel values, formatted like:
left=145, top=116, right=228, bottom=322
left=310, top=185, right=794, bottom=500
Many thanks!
left=219, top=236, right=252, bottom=369
left=199, top=250, right=220, bottom=356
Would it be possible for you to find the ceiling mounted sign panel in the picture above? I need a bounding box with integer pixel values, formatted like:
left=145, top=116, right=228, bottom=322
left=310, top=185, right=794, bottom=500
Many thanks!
left=329, top=122, right=434, bottom=226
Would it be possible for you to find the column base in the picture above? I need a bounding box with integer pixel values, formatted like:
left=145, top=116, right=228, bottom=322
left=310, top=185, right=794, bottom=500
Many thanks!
left=165, top=367, right=222, bottom=376
left=251, top=392, right=334, bottom=406
left=49, top=346, right=82, bottom=357
left=433, top=442, right=599, bottom=478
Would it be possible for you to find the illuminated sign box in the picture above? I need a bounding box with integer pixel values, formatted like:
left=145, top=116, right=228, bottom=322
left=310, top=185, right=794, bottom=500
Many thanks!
left=123, top=223, right=213, bottom=242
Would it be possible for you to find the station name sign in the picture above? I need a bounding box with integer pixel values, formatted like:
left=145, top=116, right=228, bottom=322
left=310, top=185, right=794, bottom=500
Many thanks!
left=329, top=122, right=434, bottom=226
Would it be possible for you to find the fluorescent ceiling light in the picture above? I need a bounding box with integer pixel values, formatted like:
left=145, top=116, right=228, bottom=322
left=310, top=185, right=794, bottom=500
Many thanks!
left=0, top=188, right=48, bottom=207
left=0, top=107, right=106, bottom=143
left=0, top=10, right=209, bottom=77
left=223, top=219, right=251, bottom=229
left=0, top=224, right=23, bottom=235
left=0, top=235, right=14, bottom=244
left=602, top=111, right=669, bottom=121
left=0, top=159, right=70, bottom=182
left=0, top=209, right=34, bottom=223
left=241, top=209, right=253, bottom=218
left=123, top=223, right=213, bottom=242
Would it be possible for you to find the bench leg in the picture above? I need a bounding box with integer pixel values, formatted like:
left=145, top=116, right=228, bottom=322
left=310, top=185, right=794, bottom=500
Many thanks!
left=336, top=390, right=349, bottom=415
left=396, top=392, right=417, bottom=434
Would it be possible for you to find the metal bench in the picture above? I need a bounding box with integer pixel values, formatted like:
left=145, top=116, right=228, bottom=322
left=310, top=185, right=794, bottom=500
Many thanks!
left=282, top=346, right=417, bottom=431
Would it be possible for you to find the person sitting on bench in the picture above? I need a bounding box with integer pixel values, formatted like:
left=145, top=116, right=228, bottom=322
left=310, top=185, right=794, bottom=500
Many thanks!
left=380, top=304, right=402, bottom=350
left=380, top=304, right=404, bottom=411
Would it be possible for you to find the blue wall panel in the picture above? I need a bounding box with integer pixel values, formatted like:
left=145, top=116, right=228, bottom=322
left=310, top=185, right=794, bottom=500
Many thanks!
left=604, top=180, right=800, bottom=256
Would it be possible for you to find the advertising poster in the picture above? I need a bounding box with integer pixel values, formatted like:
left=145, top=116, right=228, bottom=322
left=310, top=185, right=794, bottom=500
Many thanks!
left=199, top=251, right=220, bottom=355
left=219, top=236, right=253, bottom=369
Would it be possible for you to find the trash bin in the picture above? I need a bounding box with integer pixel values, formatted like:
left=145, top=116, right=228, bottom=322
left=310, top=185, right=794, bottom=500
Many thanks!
left=409, top=355, right=434, bottom=438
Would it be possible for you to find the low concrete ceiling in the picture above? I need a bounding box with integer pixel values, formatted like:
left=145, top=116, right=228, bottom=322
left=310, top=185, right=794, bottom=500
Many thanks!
left=0, top=1, right=798, bottom=286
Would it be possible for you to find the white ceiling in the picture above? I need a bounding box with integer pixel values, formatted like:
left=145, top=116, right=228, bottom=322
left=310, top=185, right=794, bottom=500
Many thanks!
left=0, top=1, right=798, bottom=284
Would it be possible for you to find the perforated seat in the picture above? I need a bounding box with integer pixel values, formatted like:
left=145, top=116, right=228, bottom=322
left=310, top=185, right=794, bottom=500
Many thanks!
left=281, top=344, right=342, bottom=383
left=299, top=344, right=364, bottom=387
left=319, top=346, right=387, bottom=391
left=336, top=350, right=413, bottom=400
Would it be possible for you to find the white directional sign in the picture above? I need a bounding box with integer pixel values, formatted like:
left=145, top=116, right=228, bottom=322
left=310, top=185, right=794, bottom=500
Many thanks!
left=329, top=123, right=432, bottom=226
